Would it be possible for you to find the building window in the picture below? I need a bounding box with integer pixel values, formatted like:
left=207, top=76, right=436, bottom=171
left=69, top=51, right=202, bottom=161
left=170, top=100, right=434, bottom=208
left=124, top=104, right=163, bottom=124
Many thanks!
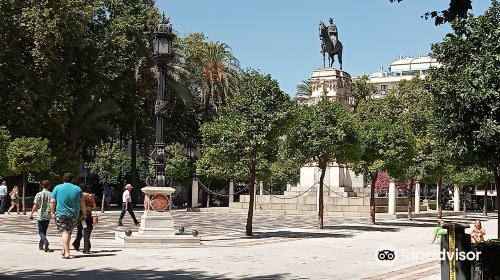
left=380, top=84, right=388, bottom=94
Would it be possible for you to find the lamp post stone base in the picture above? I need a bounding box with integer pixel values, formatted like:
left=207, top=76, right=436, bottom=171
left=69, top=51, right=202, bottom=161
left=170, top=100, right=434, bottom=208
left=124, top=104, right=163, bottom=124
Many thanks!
left=115, top=186, right=200, bottom=246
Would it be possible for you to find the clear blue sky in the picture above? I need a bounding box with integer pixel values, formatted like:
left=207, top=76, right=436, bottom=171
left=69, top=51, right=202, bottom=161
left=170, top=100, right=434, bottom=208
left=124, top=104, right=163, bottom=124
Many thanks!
left=158, top=0, right=490, bottom=96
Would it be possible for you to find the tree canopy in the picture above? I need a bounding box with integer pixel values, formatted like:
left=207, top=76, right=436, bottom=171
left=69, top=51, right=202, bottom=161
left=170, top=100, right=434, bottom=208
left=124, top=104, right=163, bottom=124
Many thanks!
left=283, top=97, right=359, bottom=228
left=198, top=70, right=292, bottom=235
left=426, top=0, right=500, bottom=234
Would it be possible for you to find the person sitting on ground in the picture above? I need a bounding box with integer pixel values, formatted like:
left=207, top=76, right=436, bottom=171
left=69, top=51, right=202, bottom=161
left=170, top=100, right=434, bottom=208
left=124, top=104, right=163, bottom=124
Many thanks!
left=431, top=220, right=448, bottom=244
left=471, top=219, right=486, bottom=243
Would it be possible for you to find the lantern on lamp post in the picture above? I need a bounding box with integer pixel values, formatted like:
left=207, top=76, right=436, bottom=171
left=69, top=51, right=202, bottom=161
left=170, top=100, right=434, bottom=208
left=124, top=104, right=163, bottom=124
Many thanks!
left=152, top=14, right=174, bottom=187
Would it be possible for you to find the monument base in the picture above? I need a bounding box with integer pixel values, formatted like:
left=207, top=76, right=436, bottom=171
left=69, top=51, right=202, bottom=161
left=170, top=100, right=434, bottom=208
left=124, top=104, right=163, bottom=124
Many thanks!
left=115, top=186, right=200, bottom=246
left=138, top=210, right=176, bottom=236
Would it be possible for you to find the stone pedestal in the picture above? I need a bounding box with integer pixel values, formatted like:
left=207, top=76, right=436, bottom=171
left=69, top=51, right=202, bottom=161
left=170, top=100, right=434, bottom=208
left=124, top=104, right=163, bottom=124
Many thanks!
left=305, top=67, right=354, bottom=109
left=115, top=186, right=200, bottom=246
left=297, top=67, right=363, bottom=193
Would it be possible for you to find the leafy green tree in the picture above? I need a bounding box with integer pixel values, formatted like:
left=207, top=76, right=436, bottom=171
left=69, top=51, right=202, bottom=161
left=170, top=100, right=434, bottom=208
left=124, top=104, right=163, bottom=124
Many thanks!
left=354, top=98, right=415, bottom=224
left=0, top=126, right=11, bottom=176
left=90, top=143, right=131, bottom=187
left=165, top=143, right=196, bottom=182
left=426, top=1, right=500, bottom=236
left=137, top=155, right=154, bottom=185
left=283, top=97, right=359, bottom=228
left=198, top=70, right=292, bottom=236
left=382, top=78, right=435, bottom=220
left=390, top=0, right=473, bottom=25
left=452, top=166, right=493, bottom=217
left=352, top=76, right=376, bottom=111
left=7, top=137, right=54, bottom=214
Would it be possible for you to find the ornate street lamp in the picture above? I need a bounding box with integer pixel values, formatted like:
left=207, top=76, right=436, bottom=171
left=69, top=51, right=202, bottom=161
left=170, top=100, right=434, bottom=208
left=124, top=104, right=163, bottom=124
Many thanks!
left=116, top=14, right=200, bottom=246
left=152, top=14, right=175, bottom=187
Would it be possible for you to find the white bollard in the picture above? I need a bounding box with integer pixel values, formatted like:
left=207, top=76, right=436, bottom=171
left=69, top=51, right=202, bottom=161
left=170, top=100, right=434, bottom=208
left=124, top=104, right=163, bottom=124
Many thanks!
left=229, top=180, right=234, bottom=203
left=415, top=182, right=421, bottom=214
left=388, top=179, right=396, bottom=215
left=454, top=185, right=460, bottom=212
left=191, top=178, right=199, bottom=208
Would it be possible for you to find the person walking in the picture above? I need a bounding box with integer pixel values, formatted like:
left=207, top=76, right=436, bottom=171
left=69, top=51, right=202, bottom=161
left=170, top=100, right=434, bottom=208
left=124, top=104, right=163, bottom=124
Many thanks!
left=7, top=186, right=20, bottom=214
left=50, top=172, right=86, bottom=259
left=72, top=183, right=96, bottom=254
left=103, top=185, right=113, bottom=210
left=29, top=180, right=52, bottom=252
left=118, top=184, right=140, bottom=226
left=0, top=181, right=7, bottom=214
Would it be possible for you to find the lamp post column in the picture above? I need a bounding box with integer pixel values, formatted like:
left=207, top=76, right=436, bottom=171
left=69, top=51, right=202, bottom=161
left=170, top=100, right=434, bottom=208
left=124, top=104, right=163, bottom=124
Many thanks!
left=154, top=62, right=167, bottom=187
left=151, top=14, right=174, bottom=188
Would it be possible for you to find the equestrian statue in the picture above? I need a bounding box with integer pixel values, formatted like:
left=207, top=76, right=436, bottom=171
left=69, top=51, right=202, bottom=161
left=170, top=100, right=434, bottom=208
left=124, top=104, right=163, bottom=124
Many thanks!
left=319, top=18, right=343, bottom=69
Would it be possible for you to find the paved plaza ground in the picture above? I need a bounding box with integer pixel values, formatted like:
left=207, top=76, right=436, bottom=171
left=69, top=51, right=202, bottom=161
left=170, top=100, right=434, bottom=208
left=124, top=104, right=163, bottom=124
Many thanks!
left=0, top=209, right=497, bottom=279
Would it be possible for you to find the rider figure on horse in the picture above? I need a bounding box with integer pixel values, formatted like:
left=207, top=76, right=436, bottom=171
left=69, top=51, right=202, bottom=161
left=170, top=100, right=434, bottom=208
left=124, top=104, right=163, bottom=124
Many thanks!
left=327, top=18, right=338, bottom=50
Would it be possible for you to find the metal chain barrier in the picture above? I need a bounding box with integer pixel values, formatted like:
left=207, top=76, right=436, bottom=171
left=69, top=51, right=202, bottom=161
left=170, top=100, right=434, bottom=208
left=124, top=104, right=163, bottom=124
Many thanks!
left=198, top=180, right=249, bottom=197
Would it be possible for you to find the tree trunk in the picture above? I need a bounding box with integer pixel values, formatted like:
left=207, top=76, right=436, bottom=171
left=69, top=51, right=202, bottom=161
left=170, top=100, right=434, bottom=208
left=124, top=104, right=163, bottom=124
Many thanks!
left=318, top=160, right=327, bottom=229
left=22, top=170, right=26, bottom=215
left=245, top=164, right=256, bottom=236
left=436, top=179, right=443, bottom=219
left=131, top=117, right=138, bottom=200
left=101, top=185, right=106, bottom=213
left=483, top=183, right=489, bottom=216
left=370, top=172, right=379, bottom=224
left=407, top=179, right=415, bottom=221
left=463, top=188, right=467, bottom=218
left=206, top=185, right=210, bottom=208
left=493, top=167, right=500, bottom=239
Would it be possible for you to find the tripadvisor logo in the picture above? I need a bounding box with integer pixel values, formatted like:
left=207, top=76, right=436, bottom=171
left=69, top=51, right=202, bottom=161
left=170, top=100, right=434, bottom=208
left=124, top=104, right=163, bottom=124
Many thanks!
left=375, top=244, right=481, bottom=266
left=440, top=249, right=481, bottom=261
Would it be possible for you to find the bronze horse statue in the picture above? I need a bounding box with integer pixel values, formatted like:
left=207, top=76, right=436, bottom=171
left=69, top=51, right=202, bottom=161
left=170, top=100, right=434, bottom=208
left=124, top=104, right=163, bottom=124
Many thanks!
left=319, top=22, right=343, bottom=69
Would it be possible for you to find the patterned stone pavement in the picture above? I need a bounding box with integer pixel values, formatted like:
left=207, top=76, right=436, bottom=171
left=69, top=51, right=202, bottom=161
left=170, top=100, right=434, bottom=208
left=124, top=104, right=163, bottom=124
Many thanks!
left=0, top=209, right=368, bottom=247
left=0, top=209, right=496, bottom=279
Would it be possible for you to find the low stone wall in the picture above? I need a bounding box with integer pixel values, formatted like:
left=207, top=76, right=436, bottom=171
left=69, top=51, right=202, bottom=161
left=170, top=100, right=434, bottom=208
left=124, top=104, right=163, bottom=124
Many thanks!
left=230, top=196, right=426, bottom=213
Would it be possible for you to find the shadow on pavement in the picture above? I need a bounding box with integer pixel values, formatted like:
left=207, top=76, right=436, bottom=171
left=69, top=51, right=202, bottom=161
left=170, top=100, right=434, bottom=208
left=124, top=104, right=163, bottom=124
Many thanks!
left=2, top=269, right=292, bottom=280
left=246, top=231, right=353, bottom=239
left=72, top=253, right=117, bottom=258
left=323, top=225, right=400, bottom=232
left=376, top=221, right=435, bottom=228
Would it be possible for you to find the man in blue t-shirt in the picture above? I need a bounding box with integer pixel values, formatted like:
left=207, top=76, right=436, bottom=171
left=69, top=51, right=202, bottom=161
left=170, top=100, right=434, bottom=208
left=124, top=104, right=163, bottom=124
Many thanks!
left=50, top=172, right=86, bottom=259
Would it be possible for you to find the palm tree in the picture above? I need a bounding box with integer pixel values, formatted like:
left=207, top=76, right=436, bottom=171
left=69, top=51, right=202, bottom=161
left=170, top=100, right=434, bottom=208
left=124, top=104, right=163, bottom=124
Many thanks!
left=201, top=42, right=240, bottom=117
left=66, top=94, right=120, bottom=160
left=296, top=80, right=312, bottom=104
